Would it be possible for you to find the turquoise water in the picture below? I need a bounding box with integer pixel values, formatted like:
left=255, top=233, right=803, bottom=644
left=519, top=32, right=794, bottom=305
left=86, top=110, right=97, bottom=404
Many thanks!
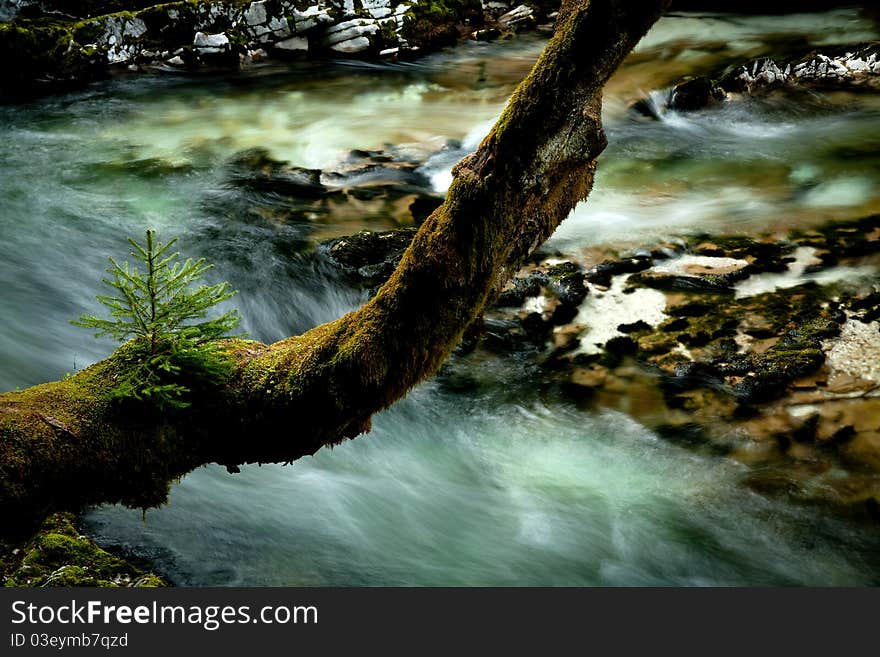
left=2, top=9, right=880, bottom=585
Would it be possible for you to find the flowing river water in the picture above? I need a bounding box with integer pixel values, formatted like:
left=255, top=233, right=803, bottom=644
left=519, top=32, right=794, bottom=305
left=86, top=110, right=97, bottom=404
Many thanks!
left=2, top=8, right=880, bottom=585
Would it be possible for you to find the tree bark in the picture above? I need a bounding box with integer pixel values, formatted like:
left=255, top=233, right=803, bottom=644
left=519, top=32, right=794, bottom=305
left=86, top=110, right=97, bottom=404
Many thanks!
left=0, top=0, right=671, bottom=526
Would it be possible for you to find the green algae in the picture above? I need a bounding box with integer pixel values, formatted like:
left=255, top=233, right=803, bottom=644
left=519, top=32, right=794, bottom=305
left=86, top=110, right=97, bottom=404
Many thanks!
left=3, top=512, right=169, bottom=587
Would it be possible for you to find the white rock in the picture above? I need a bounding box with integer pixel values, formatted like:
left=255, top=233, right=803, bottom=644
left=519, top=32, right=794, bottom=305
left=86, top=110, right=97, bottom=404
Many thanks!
left=325, top=26, right=377, bottom=46
left=293, top=5, right=331, bottom=21
left=330, top=36, right=371, bottom=53
left=293, top=18, right=318, bottom=34
left=326, top=18, right=377, bottom=35
left=166, top=55, right=185, bottom=66
left=829, top=59, right=849, bottom=76
left=268, top=17, right=291, bottom=37
left=123, top=19, right=147, bottom=39
left=295, top=18, right=318, bottom=32
left=823, top=318, right=880, bottom=382
left=193, top=32, right=229, bottom=48
left=846, top=58, right=868, bottom=72
left=498, top=4, right=533, bottom=26
left=291, top=6, right=333, bottom=34
left=275, top=36, right=309, bottom=51
left=244, top=1, right=267, bottom=26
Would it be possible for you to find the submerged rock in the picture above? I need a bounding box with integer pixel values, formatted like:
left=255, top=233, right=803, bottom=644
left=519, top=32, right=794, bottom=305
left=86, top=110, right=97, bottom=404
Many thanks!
left=227, top=148, right=326, bottom=199
left=222, top=146, right=441, bottom=233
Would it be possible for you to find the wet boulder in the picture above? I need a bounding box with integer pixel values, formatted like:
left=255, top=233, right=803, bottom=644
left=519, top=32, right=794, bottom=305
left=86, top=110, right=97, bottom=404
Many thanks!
left=585, top=256, right=652, bottom=287
left=545, top=262, right=587, bottom=307
left=668, top=77, right=725, bottom=112
left=320, top=228, right=417, bottom=287
left=496, top=273, right=545, bottom=307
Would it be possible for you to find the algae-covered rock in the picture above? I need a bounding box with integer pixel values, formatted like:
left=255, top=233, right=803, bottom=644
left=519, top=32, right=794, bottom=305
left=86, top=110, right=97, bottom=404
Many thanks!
left=3, top=512, right=169, bottom=587
left=0, top=19, right=104, bottom=97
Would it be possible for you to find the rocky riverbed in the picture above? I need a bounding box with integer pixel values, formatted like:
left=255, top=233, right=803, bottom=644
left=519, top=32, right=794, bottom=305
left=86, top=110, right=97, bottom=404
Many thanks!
left=212, top=122, right=880, bottom=522
left=322, top=213, right=880, bottom=519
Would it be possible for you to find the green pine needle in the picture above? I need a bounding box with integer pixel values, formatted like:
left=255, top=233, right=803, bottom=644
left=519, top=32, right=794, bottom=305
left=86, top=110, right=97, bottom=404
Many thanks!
left=72, top=230, right=243, bottom=409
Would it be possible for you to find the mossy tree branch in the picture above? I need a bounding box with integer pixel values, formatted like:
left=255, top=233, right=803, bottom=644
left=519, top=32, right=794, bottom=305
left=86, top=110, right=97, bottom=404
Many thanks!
left=0, top=0, right=671, bottom=526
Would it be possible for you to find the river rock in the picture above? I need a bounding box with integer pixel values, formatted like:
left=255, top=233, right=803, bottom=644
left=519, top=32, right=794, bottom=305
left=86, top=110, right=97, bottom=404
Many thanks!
left=482, top=0, right=513, bottom=17
left=361, top=0, right=395, bottom=18
left=3, top=513, right=169, bottom=587
left=498, top=4, right=533, bottom=29
left=585, top=255, right=653, bottom=287
left=669, top=77, right=725, bottom=111
left=273, top=36, right=309, bottom=52
left=630, top=42, right=880, bottom=119
left=244, top=1, right=268, bottom=26
left=723, top=44, right=880, bottom=93
left=323, top=19, right=380, bottom=47
left=322, top=228, right=418, bottom=286
left=330, top=36, right=372, bottom=54
left=471, top=27, right=501, bottom=41
left=227, top=148, right=326, bottom=199
left=193, top=31, right=228, bottom=48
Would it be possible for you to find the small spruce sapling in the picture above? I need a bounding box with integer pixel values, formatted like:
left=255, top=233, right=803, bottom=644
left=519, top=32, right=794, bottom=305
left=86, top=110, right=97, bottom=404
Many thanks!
left=73, top=230, right=242, bottom=409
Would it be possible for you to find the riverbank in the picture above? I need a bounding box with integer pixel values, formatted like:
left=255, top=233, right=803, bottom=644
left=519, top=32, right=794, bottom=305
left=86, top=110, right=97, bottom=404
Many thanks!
left=0, top=0, right=553, bottom=99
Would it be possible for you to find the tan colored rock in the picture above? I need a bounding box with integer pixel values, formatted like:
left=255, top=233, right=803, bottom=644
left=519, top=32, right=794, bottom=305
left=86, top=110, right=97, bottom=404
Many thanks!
left=570, top=365, right=608, bottom=389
